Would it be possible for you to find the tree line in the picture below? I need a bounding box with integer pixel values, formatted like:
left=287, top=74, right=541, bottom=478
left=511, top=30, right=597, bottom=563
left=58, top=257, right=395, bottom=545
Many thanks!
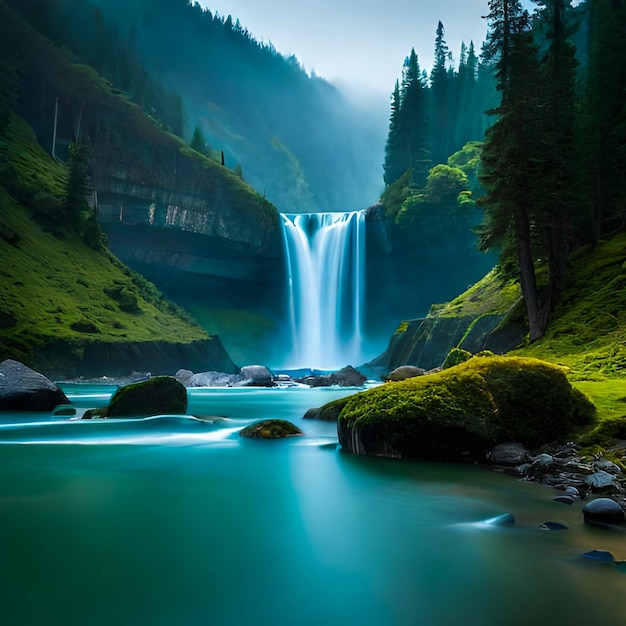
left=382, top=0, right=626, bottom=341
left=479, top=0, right=625, bottom=340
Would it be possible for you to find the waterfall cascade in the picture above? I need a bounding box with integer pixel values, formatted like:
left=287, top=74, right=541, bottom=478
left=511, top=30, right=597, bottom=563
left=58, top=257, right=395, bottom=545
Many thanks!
left=280, top=211, right=365, bottom=370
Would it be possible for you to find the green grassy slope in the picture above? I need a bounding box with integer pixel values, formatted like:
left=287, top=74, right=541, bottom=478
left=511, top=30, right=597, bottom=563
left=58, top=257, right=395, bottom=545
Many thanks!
left=437, top=235, right=626, bottom=448
left=0, top=113, right=210, bottom=365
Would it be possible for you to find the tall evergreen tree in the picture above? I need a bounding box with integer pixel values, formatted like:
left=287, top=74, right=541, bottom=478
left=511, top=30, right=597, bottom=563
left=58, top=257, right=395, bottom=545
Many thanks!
left=584, top=0, right=626, bottom=237
left=383, top=80, right=403, bottom=185
left=531, top=0, right=580, bottom=309
left=430, top=22, right=452, bottom=164
left=478, top=1, right=547, bottom=341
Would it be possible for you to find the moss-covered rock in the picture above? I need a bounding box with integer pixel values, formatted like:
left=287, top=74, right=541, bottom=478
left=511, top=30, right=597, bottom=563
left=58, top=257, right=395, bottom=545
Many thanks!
left=442, top=348, right=472, bottom=369
left=105, top=376, right=187, bottom=418
left=239, top=419, right=304, bottom=439
left=336, top=356, right=596, bottom=461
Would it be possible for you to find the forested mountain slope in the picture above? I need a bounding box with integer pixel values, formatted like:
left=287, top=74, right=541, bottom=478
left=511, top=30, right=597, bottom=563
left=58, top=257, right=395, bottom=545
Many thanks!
left=7, top=0, right=385, bottom=213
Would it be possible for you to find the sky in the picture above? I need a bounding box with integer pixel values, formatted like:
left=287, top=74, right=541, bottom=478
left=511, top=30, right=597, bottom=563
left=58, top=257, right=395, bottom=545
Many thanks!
left=199, top=0, right=511, bottom=98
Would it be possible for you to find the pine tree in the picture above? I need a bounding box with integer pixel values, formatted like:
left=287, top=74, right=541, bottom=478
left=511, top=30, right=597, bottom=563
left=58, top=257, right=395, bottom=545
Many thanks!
left=430, top=21, right=451, bottom=164
left=478, top=1, right=546, bottom=341
left=584, top=0, right=626, bottom=237
left=383, top=80, right=403, bottom=185
left=398, top=49, right=431, bottom=186
left=531, top=0, right=580, bottom=309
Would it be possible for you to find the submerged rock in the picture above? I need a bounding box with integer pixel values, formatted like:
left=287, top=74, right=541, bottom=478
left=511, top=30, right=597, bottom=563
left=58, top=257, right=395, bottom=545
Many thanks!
left=239, top=419, right=304, bottom=439
left=106, top=376, right=187, bottom=418
left=0, top=359, right=70, bottom=411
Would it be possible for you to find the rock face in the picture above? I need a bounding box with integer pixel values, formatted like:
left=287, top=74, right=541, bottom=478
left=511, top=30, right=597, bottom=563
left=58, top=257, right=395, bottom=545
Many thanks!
left=239, top=419, right=304, bottom=439
left=0, top=360, right=70, bottom=411
left=336, top=356, right=595, bottom=461
left=106, top=376, right=187, bottom=418
left=365, top=314, right=526, bottom=377
left=28, top=337, right=238, bottom=380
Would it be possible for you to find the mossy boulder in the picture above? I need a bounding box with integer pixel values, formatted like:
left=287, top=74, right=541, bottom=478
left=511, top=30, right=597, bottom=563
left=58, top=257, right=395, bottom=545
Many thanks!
left=239, top=419, right=304, bottom=439
left=336, top=356, right=596, bottom=461
left=106, top=376, right=187, bottom=418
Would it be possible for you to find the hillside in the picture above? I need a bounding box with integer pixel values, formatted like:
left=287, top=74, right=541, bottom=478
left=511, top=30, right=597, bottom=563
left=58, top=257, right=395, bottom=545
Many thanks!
left=6, top=0, right=384, bottom=213
left=376, top=234, right=626, bottom=378
left=0, top=111, right=239, bottom=378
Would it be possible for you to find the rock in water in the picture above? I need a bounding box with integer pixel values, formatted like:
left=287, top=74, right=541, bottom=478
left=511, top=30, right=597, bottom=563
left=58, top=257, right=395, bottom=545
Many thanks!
left=239, top=419, right=304, bottom=439
left=106, top=376, right=187, bottom=418
left=582, top=498, right=626, bottom=525
left=0, top=359, right=70, bottom=411
left=235, top=365, right=274, bottom=387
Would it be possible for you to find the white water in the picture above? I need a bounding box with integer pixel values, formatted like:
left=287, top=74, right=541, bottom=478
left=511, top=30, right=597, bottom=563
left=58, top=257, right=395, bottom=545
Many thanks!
left=281, top=211, right=366, bottom=369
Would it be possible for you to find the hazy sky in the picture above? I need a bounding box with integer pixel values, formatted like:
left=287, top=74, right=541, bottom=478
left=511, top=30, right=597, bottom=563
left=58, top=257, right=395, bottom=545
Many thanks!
left=200, top=1, right=508, bottom=98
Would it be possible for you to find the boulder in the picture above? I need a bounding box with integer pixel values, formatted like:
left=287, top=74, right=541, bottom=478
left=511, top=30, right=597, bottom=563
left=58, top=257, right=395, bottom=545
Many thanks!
left=239, top=419, right=304, bottom=439
left=0, top=359, right=70, bottom=411
left=235, top=365, right=274, bottom=387
left=335, top=356, right=596, bottom=461
left=582, top=498, right=626, bottom=525
left=594, top=459, right=622, bottom=475
left=385, top=365, right=426, bottom=382
left=174, top=369, right=194, bottom=386
left=106, top=376, right=187, bottom=418
left=586, top=470, right=620, bottom=493
left=489, top=442, right=530, bottom=466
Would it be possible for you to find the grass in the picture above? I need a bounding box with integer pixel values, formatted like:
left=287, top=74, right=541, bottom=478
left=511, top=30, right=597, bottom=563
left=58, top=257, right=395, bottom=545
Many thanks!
left=0, top=114, right=210, bottom=364
left=434, top=234, right=626, bottom=452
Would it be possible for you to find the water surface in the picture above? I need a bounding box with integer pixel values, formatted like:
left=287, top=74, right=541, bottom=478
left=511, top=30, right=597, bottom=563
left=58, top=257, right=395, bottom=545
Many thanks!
left=1, top=386, right=624, bottom=625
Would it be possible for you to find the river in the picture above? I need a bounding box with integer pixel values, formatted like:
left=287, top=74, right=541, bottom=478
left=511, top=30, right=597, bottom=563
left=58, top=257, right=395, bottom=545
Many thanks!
left=1, top=385, right=625, bottom=625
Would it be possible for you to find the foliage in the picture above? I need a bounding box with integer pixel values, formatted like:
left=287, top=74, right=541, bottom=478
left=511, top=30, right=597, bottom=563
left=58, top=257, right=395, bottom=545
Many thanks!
left=5, top=0, right=382, bottom=213
left=515, top=233, right=626, bottom=376
left=383, top=24, right=495, bottom=190
left=0, top=113, right=210, bottom=367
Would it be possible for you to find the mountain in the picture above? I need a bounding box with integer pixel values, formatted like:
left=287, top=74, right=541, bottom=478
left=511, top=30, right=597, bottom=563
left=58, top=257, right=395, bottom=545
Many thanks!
left=6, top=0, right=385, bottom=214
left=0, top=0, right=292, bottom=376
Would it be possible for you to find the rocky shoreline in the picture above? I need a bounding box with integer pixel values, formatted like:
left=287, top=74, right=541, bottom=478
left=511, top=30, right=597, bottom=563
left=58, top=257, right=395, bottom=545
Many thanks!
left=488, top=440, right=626, bottom=515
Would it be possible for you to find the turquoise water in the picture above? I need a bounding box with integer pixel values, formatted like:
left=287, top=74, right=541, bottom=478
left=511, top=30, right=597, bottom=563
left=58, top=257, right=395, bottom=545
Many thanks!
left=1, top=385, right=625, bottom=626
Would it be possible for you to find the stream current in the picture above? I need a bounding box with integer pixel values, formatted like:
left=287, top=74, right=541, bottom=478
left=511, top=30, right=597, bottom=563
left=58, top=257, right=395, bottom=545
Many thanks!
left=1, top=384, right=625, bottom=625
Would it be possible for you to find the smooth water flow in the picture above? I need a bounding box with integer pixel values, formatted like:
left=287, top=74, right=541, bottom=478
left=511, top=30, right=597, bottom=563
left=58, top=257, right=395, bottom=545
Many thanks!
left=2, top=386, right=626, bottom=626
left=281, top=211, right=365, bottom=369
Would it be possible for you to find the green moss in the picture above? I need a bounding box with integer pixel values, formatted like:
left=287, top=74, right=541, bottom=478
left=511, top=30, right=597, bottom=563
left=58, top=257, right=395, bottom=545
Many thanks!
left=0, top=115, right=211, bottom=365
left=106, top=376, right=187, bottom=418
left=436, top=269, right=522, bottom=318
left=514, top=234, right=626, bottom=376
left=338, top=356, right=596, bottom=457
left=442, top=348, right=472, bottom=369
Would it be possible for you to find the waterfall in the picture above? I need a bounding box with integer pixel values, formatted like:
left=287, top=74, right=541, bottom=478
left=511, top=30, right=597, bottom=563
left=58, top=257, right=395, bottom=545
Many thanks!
left=280, top=211, right=365, bottom=370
